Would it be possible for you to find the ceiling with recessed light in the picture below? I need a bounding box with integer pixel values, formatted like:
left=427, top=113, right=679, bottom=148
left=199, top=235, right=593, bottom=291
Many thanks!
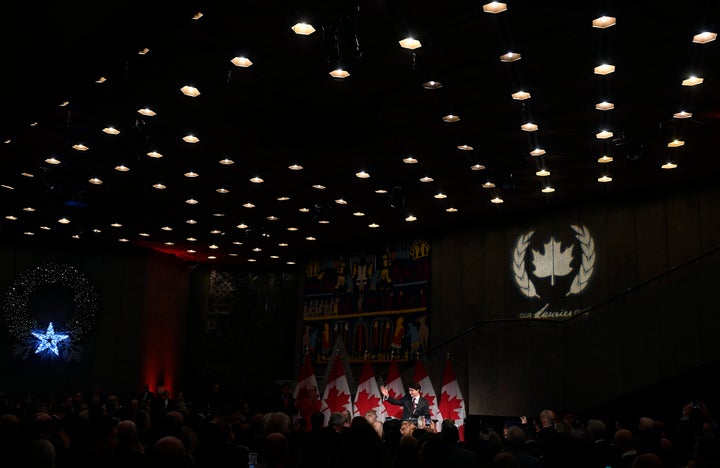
left=0, top=1, right=718, bottom=266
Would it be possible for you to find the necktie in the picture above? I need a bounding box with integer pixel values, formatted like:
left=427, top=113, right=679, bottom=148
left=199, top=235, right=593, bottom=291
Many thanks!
left=412, top=399, right=417, bottom=414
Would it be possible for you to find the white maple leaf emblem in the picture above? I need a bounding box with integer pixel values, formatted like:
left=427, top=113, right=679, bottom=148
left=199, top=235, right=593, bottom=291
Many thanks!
left=531, top=239, right=574, bottom=285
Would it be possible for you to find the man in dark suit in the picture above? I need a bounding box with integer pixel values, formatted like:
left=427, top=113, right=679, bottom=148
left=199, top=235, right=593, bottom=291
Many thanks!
left=380, top=381, right=430, bottom=420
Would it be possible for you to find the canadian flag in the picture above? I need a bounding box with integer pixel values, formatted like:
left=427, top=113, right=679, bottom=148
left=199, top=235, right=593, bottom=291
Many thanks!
left=353, top=356, right=386, bottom=421
left=438, top=355, right=467, bottom=440
left=320, top=354, right=353, bottom=421
left=413, top=358, right=443, bottom=428
left=294, top=354, right=321, bottom=430
left=383, top=358, right=405, bottom=419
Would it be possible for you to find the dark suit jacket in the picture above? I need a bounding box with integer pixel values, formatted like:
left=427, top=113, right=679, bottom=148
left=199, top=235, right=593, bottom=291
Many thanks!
left=385, top=394, right=430, bottom=419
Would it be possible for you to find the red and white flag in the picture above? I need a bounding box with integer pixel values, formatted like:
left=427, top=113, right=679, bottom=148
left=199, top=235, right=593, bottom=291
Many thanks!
left=294, top=354, right=321, bottom=430
left=353, top=356, right=386, bottom=421
left=414, top=358, right=443, bottom=427
left=320, top=353, right=353, bottom=421
left=438, top=355, right=467, bottom=440
left=383, top=358, right=405, bottom=419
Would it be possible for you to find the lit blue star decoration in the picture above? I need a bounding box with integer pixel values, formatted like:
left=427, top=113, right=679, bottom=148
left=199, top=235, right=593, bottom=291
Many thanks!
left=31, top=322, right=70, bottom=357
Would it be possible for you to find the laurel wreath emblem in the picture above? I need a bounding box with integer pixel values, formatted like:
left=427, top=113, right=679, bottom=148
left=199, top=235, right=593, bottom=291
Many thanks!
left=512, top=225, right=595, bottom=298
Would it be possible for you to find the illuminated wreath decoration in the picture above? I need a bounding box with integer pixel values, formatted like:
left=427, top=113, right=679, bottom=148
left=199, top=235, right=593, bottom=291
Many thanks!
left=2, top=262, right=99, bottom=359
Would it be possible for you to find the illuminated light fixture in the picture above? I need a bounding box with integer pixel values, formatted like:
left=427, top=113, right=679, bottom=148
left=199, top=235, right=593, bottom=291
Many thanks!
left=482, top=181, right=496, bottom=189
left=1, top=185, right=14, bottom=190
left=423, top=80, right=443, bottom=89
left=668, top=139, right=685, bottom=147
left=253, top=247, right=262, bottom=252
left=500, top=52, right=521, bottom=62
left=288, top=227, right=299, bottom=232
left=5, top=215, right=17, bottom=220
left=138, top=47, right=150, bottom=55
left=270, top=255, right=279, bottom=259
left=278, top=242, right=288, bottom=247
left=230, top=56, right=253, bottom=67
left=306, top=236, right=316, bottom=241
left=419, top=176, right=434, bottom=182
left=219, top=158, right=234, bottom=165
left=243, top=202, right=255, bottom=208
left=161, top=226, right=173, bottom=231
left=403, top=156, right=418, bottom=163
left=662, top=162, right=678, bottom=169
left=673, top=110, right=692, bottom=119
left=92, top=229, right=102, bottom=233
left=111, top=223, right=122, bottom=228
left=185, top=198, right=199, bottom=205
left=446, top=207, right=458, bottom=212
left=598, top=155, right=614, bottom=163
left=209, top=244, right=219, bottom=250
left=369, top=222, right=380, bottom=228
left=45, top=157, right=61, bottom=165
left=292, top=22, right=315, bottom=35
left=21, top=173, right=34, bottom=178
left=213, top=213, right=225, bottom=217
left=329, top=68, right=350, bottom=78
left=58, top=217, right=70, bottom=224
left=312, top=184, right=326, bottom=189
left=594, top=64, right=615, bottom=75
left=521, top=123, right=538, bottom=132
left=267, top=215, right=279, bottom=221
left=335, top=199, right=348, bottom=204
left=59, top=101, right=69, bottom=107
left=375, top=189, right=387, bottom=193
left=138, top=108, right=156, bottom=116
left=353, top=211, right=365, bottom=216
left=530, top=148, right=546, bottom=157
left=596, top=101, right=615, bottom=110
left=318, top=220, right=330, bottom=224
left=183, top=135, right=199, bottom=143
left=23, top=207, right=35, bottom=212
left=471, top=163, right=486, bottom=171
left=355, top=171, right=370, bottom=178
left=72, top=144, right=89, bottom=151
left=164, top=242, right=174, bottom=246
left=693, top=31, right=717, bottom=44
left=24, top=232, right=34, bottom=236
left=299, top=207, right=310, bottom=213
left=287, top=261, right=296, bottom=265
left=250, top=176, right=264, bottom=183
left=434, top=193, right=447, bottom=199
left=457, top=144, right=473, bottom=151
left=216, top=188, right=229, bottom=194
left=596, top=130, right=613, bottom=139
left=442, top=114, right=460, bottom=122
left=399, top=37, right=422, bottom=50
left=208, top=256, right=217, bottom=260
left=231, top=241, right=242, bottom=245
left=103, top=126, right=120, bottom=135
left=139, top=232, right=150, bottom=237
left=592, top=16, right=616, bottom=28
left=682, top=76, right=703, bottom=86
left=491, top=196, right=504, bottom=204
left=483, top=2, right=507, bottom=13
left=511, top=91, right=531, bottom=100
left=187, top=249, right=196, bottom=253
left=405, top=215, right=417, bottom=222
left=118, top=238, right=129, bottom=242
left=237, top=223, right=248, bottom=229
left=180, top=85, right=200, bottom=97
left=187, top=219, right=198, bottom=225
left=152, top=183, right=166, bottom=190
left=598, top=175, right=612, bottom=183
left=192, top=12, right=203, bottom=20
left=147, top=151, right=163, bottom=158
left=88, top=178, right=103, bottom=185
left=95, top=76, right=107, bottom=84
left=289, top=164, right=303, bottom=170
left=535, top=169, right=551, bottom=177
left=184, top=171, right=199, bottom=178
left=542, top=186, right=555, bottom=193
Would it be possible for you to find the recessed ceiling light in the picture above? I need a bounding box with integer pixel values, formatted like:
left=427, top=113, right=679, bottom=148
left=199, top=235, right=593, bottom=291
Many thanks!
left=184, top=171, right=199, bottom=178
left=693, top=31, right=717, bottom=44
left=483, top=2, right=507, bottom=13
left=482, top=181, right=496, bottom=189
left=187, top=219, right=197, bottom=225
left=594, top=64, right=615, bottom=75
left=24, top=232, right=34, bottom=236
left=442, top=114, right=460, bottom=122
left=270, top=255, right=279, bottom=259
left=138, top=47, right=150, bottom=55
left=58, top=217, right=70, bottom=224
left=403, top=156, right=418, bottom=163
left=103, top=127, right=120, bottom=135
left=530, top=148, right=545, bottom=157
left=306, top=236, right=316, bottom=241
left=434, top=193, right=447, bottom=199
left=138, top=108, right=156, bottom=116
left=208, top=256, right=217, bottom=260
left=186, top=198, right=199, bottom=205
left=216, top=188, right=229, bottom=194
left=119, top=238, right=129, bottom=242
left=299, top=207, right=310, bottom=213
left=180, top=85, right=200, bottom=97
left=369, top=223, right=380, bottom=228
left=231, top=56, right=253, bottom=67
left=93, top=229, right=102, bottom=233
left=187, top=249, right=196, bottom=253
left=536, top=169, right=551, bottom=177
left=23, top=207, right=35, bottom=212
left=471, top=164, right=486, bottom=171
left=72, top=144, right=89, bottom=151
left=542, top=186, right=555, bottom=193
left=147, top=151, right=163, bottom=158
left=335, top=199, right=348, bottom=204
left=596, top=130, right=613, bottom=139
left=598, top=155, right=614, bottom=163
left=115, top=165, right=130, bottom=172
left=329, top=68, right=350, bottom=78
left=111, top=223, right=122, bottom=228
left=152, top=183, right=166, bottom=190
left=312, top=184, right=326, bottom=190
left=45, top=157, right=61, bottom=165
left=511, top=91, right=531, bottom=100
left=88, top=178, right=103, bottom=185
left=5, top=215, right=17, bottom=220
left=446, top=207, right=458, bottom=212
left=592, top=16, right=616, bottom=28
left=405, top=215, right=417, bottom=222
left=673, top=111, right=693, bottom=119
left=219, top=158, right=234, bottom=165
left=419, top=176, right=434, bottom=183
left=457, top=145, right=473, bottom=151
left=596, top=101, right=615, bottom=111
left=287, top=261, right=296, bottom=265
left=161, top=226, right=173, bottom=231
left=661, top=162, right=678, bottom=169
left=668, top=139, right=685, bottom=147
left=59, top=101, right=69, bottom=107
left=355, top=171, right=370, bottom=178
left=252, top=247, right=262, bottom=252
left=278, top=242, right=288, bottom=247
left=243, top=202, right=255, bottom=208
left=289, top=164, right=303, bottom=170
left=192, top=11, right=203, bottom=20
left=491, top=196, right=504, bottom=204
left=183, top=135, right=199, bottom=143
left=500, top=52, right=521, bottom=62
left=292, top=22, right=316, bottom=35
left=318, top=220, right=330, bottom=224
left=209, top=244, right=219, bottom=249
left=422, top=80, right=443, bottom=89
left=598, top=175, right=613, bottom=183
left=21, top=173, right=34, bottom=178
left=237, top=223, right=248, bottom=229
left=399, top=37, right=422, bottom=49
left=375, top=189, right=387, bottom=194
left=139, top=233, right=150, bottom=237
left=353, top=212, right=365, bottom=216
left=521, top=123, right=538, bottom=132
left=250, top=177, right=264, bottom=183
left=277, top=196, right=290, bottom=201
left=287, top=227, right=299, bottom=231
left=267, top=215, right=278, bottom=221
left=682, top=76, right=703, bottom=86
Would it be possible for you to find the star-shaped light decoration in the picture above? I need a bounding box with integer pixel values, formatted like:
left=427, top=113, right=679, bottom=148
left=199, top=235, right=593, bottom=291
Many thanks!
left=31, top=322, right=70, bottom=356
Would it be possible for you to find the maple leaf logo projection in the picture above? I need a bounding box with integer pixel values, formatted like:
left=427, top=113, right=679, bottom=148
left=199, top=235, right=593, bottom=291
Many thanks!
left=354, top=388, right=375, bottom=417
left=325, top=384, right=351, bottom=413
left=439, top=391, right=464, bottom=420
left=531, top=239, right=574, bottom=285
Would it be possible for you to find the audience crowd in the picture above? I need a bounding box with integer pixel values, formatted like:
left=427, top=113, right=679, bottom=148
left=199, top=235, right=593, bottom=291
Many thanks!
left=1, top=383, right=718, bottom=468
